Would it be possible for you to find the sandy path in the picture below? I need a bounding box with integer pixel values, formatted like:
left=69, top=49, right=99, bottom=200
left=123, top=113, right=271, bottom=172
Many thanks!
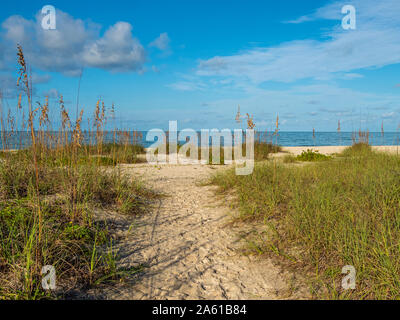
left=90, top=163, right=305, bottom=300
left=86, top=146, right=400, bottom=299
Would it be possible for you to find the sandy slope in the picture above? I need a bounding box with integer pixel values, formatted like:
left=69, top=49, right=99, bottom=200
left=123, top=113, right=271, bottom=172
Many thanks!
left=87, top=162, right=307, bottom=300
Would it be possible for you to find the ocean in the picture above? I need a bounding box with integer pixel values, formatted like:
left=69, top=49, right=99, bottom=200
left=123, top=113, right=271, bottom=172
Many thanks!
left=1, top=131, right=399, bottom=150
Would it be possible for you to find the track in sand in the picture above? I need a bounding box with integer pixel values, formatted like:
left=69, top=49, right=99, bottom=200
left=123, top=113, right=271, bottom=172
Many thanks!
left=87, top=162, right=307, bottom=300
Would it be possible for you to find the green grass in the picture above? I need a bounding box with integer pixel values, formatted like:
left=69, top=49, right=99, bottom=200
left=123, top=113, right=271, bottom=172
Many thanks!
left=339, top=142, right=372, bottom=158
left=206, top=142, right=282, bottom=165
left=0, top=46, right=156, bottom=299
left=84, top=143, right=146, bottom=165
left=296, top=149, right=332, bottom=162
left=210, top=146, right=400, bottom=299
left=47, top=144, right=146, bottom=167
left=0, top=146, right=157, bottom=299
left=283, top=154, right=297, bottom=163
left=0, top=199, right=109, bottom=299
left=253, top=142, right=281, bottom=161
left=151, top=141, right=281, bottom=165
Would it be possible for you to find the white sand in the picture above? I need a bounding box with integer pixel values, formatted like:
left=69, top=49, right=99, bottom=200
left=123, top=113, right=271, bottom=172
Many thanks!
left=281, top=145, right=400, bottom=156
left=87, top=163, right=307, bottom=300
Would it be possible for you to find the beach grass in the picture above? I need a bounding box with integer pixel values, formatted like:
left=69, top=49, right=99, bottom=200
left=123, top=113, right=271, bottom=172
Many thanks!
left=295, top=149, right=332, bottom=162
left=152, top=141, right=281, bottom=165
left=207, top=142, right=282, bottom=165
left=0, top=46, right=156, bottom=299
left=210, top=143, right=400, bottom=299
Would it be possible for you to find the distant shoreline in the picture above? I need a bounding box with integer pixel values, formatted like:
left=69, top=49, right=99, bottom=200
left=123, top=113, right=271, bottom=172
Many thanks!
left=2, top=145, right=399, bottom=156
left=1, top=131, right=400, bottom=149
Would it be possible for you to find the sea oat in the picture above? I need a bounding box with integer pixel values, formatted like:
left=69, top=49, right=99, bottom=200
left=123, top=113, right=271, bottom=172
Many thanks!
left=235, top=105, right=242, bottom=124
left=246, top=113, right=255, bottom=129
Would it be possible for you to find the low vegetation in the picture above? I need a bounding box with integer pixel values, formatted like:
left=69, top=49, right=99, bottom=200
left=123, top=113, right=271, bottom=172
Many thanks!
left=295, top=149, right=332, bottom=162
left=0, top=46, right=156, bottom=299
left=339, top=142, right=372, bottom=157
left=210, top=143, right=400, bottom=299
left=153, top=141, right=281, bottom=165
left=206, top=142, right=281, bottom=165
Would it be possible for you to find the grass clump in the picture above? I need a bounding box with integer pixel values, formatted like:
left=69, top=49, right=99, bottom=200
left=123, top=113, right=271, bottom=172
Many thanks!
left=283, top=154, right=297, bottom=164
left=206, top=142, right=281, bottom=165
left=0, top=149, right=156, bottom=299
left=296, top=149, right=332, bottom=162
left=254, top=142, right=281, bottom=161
left=0, top=199, right=109, bottom=299
left=83, top=143, right=146, bottom=165
left=210, top=146, right=400, bottom=299
left=340, top=143, right=372, bottom=158
left=0, top=46, right=156, bottom=299
left=152, top=141, right=281, bottom=165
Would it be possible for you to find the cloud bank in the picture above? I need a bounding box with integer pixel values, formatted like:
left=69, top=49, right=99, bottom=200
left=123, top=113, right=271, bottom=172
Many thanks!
left=196, top=0, right=400, bottom=83
left=0, top=9, right=146, bottom=75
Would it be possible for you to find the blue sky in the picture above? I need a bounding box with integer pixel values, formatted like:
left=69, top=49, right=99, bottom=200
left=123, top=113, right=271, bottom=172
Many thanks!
left=0, top=0, right=400, bottom=131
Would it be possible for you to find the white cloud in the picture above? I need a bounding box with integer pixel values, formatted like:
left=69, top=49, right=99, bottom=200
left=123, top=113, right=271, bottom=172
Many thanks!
left=82, top=22, right=146, bottom=72
left=283, top=15, right=314, bottom=24
left=283, top=2, right=342, bottom=24
left=32, top=73, right=52, bottom=84
left=196, top=0, right=400, bottom=83
left=149, top=32, right=170, bottom=51
left=0, top=72, right=51, bottom=98
left=42, top=88, right=60, bottom=99
left=0, top=10, right=146, bottom=75
left=167, top=81, right=205, bottom=92
left=382, top=111, right=396, bottom=119
left=177, top=81, right=400, bottom=130
left=0, top=73, right=19, bottom=98
left=285, top=0, right=400, bottom=25
left=341, top=73, right=364, bottom=79
left=171, top=0, right=400, bottom=130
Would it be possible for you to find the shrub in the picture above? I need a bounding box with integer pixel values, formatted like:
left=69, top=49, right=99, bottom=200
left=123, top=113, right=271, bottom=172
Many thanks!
left=296, top=149, right=332, bottom=162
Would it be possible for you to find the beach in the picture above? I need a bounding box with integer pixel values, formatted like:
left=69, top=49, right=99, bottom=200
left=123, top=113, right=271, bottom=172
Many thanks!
left=82, top=144, right=399, bottom=299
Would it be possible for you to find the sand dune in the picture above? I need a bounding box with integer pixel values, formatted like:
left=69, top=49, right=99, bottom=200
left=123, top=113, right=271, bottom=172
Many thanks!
left=80, top=144, right=399, bottom=300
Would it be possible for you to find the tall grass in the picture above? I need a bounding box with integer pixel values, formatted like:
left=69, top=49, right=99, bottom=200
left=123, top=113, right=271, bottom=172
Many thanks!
left=0, top=46, right=155, bottom=299
left=210, top=144, right=400, bottom=299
